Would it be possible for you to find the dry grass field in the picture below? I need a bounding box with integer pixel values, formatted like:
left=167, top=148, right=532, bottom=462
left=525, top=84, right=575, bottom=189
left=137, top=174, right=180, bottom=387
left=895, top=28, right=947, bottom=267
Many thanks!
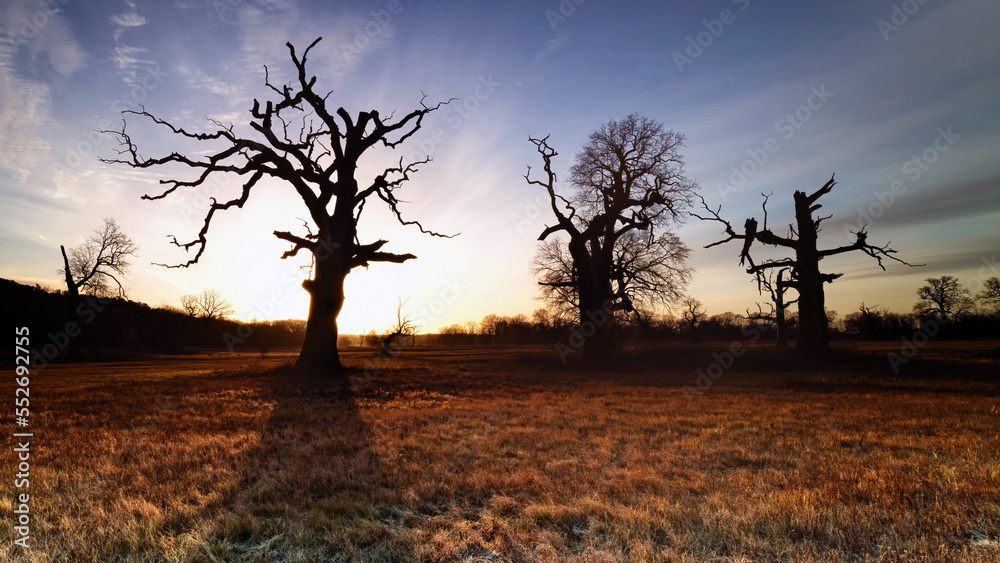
left=2, top=342, right=998, bottom=562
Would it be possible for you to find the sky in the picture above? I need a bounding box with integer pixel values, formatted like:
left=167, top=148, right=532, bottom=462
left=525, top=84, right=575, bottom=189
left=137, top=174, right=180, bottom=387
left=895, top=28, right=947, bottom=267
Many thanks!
left=1, top=0, right=998, bottom=335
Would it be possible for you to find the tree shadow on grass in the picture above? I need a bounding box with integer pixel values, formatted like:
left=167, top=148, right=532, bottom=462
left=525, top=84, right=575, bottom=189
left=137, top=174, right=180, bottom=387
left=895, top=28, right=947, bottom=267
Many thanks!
left=200, top=365, right=415, bottom=562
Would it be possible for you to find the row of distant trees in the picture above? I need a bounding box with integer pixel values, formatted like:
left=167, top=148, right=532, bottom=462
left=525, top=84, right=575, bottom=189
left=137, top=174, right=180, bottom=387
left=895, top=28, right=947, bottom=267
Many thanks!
left=345, top=273, right=1000, bottom=348
left=841, top=275, right=1000, bottom=340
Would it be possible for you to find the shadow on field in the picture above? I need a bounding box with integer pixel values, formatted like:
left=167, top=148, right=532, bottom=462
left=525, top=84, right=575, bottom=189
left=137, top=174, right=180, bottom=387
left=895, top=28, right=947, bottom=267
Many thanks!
left=201, top=366, right=413, bottom=561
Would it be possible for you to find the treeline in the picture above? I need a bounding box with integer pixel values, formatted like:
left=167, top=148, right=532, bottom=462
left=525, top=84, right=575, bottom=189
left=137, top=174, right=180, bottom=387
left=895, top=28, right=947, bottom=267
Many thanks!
left=416, top=311, right=774, bottom=347
left=841, top=306, right=1000, bottom=340
left=3, top=279, right=305, bottom=360
left=9, top=274, right=1000, bottom=362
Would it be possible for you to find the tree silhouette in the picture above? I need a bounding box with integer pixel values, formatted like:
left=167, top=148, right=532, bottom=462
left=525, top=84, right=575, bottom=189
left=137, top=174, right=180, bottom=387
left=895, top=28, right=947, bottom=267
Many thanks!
left=60, top=217, right=138, bottom=310
left=180, top=294, right=199, bottom=317
left=101, top=38, right=453, bottom=374
left=914, top=276, right=973, bottom=323
left=843, top=302, right=889, bottom=338
left=978, top=276, right=1000, bottom=315
left=180, top=289, right=235, bottom=320
left=696, top=175, right=918, bottom=354
left=380, top=295, right=415, bottom=357
left=526, top=114, right=697, bottom=359
left=680, top=296, right=706, bottom=341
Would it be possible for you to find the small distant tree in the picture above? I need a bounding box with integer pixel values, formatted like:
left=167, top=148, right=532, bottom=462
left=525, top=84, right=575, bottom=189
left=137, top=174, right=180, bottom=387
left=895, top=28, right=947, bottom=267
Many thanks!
left=680, top=297, right=706, bottom=341
left=381, top=295, right=415, bottom=357
left=438, top=324, right=466, bottom=346
left=914, top=276, right=974, bottom=323
left=362, top=330, right=380, bottom=348
left=464, top=320, right=478, bottom=345
left=844, top=302, right=887, bottom=338
left=711, top=312, right=743, bottom=332
left=180, top=294, right=199, bottom=317
left=977, top=276, right=1000, bottom=315
left=480, top=314, right=501, bottom=343
left=180, top=289, right=235, bottom=320
left=199, top=289, right=235, bottom=320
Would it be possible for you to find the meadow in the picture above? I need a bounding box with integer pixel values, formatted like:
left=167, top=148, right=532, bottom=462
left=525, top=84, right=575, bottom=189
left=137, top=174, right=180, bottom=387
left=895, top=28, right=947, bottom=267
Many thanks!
left=1, top=342, right=998, bottom=562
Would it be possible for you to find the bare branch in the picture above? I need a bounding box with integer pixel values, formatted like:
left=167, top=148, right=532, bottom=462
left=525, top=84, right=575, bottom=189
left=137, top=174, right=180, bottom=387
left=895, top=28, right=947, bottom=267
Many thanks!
left=819, top=227, right=924, bottom=269
left=274, top=230, right=317, bottom=259
left=154, top=171, right=264, bottom=268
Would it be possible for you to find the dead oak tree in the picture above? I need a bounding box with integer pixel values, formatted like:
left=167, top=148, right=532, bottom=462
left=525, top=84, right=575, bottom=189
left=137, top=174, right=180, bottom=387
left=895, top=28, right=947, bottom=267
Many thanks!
left=696, top=174, right=918, bottom=354
left=101, top=38, right=453, bottom=374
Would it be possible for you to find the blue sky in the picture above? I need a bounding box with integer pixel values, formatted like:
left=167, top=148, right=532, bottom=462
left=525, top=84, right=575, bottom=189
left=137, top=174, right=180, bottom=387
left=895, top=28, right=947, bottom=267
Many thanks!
left=1, top=0, right=998, bottom=334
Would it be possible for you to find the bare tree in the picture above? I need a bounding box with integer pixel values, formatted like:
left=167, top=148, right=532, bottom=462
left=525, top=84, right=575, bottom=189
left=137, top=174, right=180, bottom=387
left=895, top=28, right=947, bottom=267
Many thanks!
left=180, top=294, right=199, bottom=317
left=914, top=276, right=974, bottom=322
left=843, top=302, right=889, bottom=337
left=680, top=296, right=706, bottom=341
left=381, top=295, right=415, bottom=357
left=199, top=289, right=235, bottom=320
left=695, top=175, right=918, bottom=354
left=100, top=38, right=454, bottom=374
left=526, top=114, right=698, bottom=359
left=978, top=276, right=1000, bottom=315
left=181, top=289, right=235, bottom=320
left=464, top=320, right=478, bottom=345
left=60, top=217, right=138, bottom=312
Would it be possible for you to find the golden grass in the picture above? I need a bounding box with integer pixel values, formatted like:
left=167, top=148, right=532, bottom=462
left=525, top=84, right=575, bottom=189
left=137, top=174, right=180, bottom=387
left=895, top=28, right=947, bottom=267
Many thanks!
left=1, top=344, right=998, bottom=561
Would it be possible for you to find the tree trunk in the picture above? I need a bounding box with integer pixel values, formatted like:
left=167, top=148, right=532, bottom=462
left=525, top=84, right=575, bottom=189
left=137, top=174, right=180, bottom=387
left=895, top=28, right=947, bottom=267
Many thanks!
left=60, top=245, right=80, bottom=315
left=296, top=233, right=349, bottom=374
left=570, top=240, right=614, bottom=360
left=774, top=272, right=788, bottom=348
left=774, top=304, right=788, bottom=348
left=60, top=245, right=81, bottom=357
left=792, top=192, right=829, bottom=355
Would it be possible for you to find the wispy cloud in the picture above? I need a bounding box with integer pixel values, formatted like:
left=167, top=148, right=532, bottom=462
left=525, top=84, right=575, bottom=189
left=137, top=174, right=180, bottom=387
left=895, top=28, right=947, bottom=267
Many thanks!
left=0, top=0, right=84, bottom=180
left=110, top=1, right=153, bottom=86
left=111, top=10, right=147, bottom=42
left=534, top=31, right=571, bottom=64
left=177, top=64, right=248, bottom=105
